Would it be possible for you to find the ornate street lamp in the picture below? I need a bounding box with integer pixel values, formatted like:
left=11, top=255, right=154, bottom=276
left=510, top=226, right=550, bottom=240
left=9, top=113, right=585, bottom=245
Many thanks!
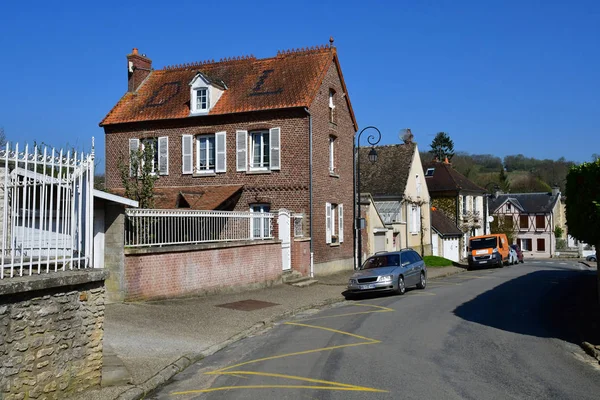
left=355, top=126, right=381, bottom=269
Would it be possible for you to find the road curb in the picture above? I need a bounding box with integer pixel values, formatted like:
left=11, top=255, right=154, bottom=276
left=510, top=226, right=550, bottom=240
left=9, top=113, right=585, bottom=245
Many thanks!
left=113, top=296, right=347, bottom=399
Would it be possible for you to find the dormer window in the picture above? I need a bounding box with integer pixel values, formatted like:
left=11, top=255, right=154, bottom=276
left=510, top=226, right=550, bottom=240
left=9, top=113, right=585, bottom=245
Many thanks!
left=195, top=88, right=209, bottom=111
left=189, top=72, right=226, bottom=115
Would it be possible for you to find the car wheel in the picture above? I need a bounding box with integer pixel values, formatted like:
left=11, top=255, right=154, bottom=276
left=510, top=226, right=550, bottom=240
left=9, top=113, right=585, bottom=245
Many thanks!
left=416, top=272, right=426, bottom=289
left=395, top=276, right=406, bottom=295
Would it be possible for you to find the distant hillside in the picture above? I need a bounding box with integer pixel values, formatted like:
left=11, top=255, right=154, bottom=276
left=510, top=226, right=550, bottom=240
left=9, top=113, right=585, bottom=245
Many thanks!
left=420, top=151, right=576, bottom=194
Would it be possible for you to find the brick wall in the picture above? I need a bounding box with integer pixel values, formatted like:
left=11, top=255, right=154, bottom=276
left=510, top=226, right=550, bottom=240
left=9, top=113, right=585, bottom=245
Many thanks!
left=0, top=271, right=107, bottom=400
left=123, top=241, right=282, bottom=301
left=308, top=61, right=355, bottom=271
left=291, top=239, right=311, bottom=276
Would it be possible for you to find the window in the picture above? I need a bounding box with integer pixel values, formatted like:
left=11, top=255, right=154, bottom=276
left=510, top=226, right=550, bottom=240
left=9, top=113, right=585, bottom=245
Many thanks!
left=195, top=88, right=209, bottom=111
left=236, top=128, right=280, bottom=172
left=325, top=203, right=344, bottom=244
left=507, top=203, right=512, bottom=212
left=128, top=137, right=169, bottom=177
left=473, top=197, right=478, bottom=213
left=196, top=135, right=215, bottom=172
left=520, top=215, right=529, bottom=230
left=329, top=136, right=336, bottom=173
left=521, top=238, right=532, bottom=251
left=537, top=238, right=546, bottom=252
left=503, top=215, right=513, bottom=229
left=141, top=138, right=159, bottom=174
left=328, top=89, right=335, bottom=123
left=462, top=196, right=468, bottom=215
left=536, top=215, right=545, bottom=230
left=250, top=131, right=270, bottom=169
left=410, top=205, right=421, bottom=234
left=416, top=174, right=421, bottom=196
left=425, top=168, right=435, bottom=177
left=250, top=204, right=271, bottom=239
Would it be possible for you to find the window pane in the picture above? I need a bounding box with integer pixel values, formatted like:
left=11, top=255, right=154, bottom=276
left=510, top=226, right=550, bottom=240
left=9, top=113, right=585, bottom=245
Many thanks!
left=253, top=135, right=261, bottom=166
left=262, top=133, right=269, bottom=167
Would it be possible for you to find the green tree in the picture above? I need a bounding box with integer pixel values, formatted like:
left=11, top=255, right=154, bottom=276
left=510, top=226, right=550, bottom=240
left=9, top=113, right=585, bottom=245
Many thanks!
left=429, top=132, right=455, bottom=161
left=490, top=215, right=518, bottom=244
left=499, top=167, right=510, bottom=192
left=565, top=159, right=600, bottom=303
left=118, top=141, right=158, bottom=208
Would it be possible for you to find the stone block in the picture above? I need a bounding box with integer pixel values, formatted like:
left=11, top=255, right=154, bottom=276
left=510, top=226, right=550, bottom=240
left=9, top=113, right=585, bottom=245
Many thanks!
left=36, top=347, right=55, bottom=359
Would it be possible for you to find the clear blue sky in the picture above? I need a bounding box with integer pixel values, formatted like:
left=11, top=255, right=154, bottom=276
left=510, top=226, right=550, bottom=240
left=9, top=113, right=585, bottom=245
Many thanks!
left=1, top=0, right=598, bottom=173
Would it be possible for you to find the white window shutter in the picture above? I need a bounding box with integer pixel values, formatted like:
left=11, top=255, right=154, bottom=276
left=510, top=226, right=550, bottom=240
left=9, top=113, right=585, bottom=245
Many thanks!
left=215, top=131, right=226, bottom=173
left=158, top=136, right=169, bottom=176
left=338, top=204, right=344, bottom=243
left=325, top=203, right=332, bottom=244
left=236, top=130, right=247, bottom=172
left=417, top=205, right=421, bottom=232
left=182, top=135, right=193, bottom=174
left=128, top=138, right=139, bottom=177
left=270, top=127, right=280, bottom=170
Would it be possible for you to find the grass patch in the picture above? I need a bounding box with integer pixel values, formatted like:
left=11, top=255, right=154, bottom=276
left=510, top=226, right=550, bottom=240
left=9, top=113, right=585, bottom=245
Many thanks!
left=423, top=255, right=455, bottom=267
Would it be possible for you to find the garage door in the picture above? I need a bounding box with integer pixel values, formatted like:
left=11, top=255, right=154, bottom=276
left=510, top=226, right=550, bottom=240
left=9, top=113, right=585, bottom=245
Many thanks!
left=443, top=238, right=460, bottom=263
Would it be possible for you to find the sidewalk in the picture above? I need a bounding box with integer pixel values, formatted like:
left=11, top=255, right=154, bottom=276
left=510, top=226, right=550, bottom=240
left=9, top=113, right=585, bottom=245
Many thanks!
left=74, top=266, right=465, bottom=400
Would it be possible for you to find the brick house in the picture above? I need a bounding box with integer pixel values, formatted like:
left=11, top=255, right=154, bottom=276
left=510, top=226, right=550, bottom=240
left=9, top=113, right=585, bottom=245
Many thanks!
left=423, top=160, right=486, bottom=259
left=100, top=42, right=357, bottom=275
left=488, top=189, right=562, bottom=258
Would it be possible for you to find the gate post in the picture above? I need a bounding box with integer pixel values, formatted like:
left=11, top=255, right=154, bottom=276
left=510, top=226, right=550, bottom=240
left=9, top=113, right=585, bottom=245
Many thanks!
left=278, top=209, right=291, bottom=271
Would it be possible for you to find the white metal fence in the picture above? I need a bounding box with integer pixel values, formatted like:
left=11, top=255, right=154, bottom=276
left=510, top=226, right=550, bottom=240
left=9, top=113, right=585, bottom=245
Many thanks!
left=0, top=141, right=95, bottom=279
left=124, top=209, right=275, bottom=247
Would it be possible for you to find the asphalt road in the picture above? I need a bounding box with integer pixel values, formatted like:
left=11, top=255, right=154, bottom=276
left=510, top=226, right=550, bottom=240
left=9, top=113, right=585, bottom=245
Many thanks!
left=148, top=261, right=600, bottom=400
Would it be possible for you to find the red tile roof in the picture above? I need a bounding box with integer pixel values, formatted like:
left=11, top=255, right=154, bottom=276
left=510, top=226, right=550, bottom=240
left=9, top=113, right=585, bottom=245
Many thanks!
left=111, top=185, right=243, bottom=210
left=424, top=161, right=486, bottom=194
left=100, top=45, right=357, bottom=129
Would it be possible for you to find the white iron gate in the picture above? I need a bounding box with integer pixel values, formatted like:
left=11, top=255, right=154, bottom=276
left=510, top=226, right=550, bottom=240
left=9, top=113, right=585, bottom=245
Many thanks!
left=0, top=141, right=95, bottom=278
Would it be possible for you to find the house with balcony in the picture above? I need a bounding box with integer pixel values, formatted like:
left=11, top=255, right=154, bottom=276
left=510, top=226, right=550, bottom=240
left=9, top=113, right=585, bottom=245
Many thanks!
left=358, top=142, right=432, bottom=258
left=488, top=188, right=562, bottom=258
left=100, top=42, right=357, bottom=276
left=423, top=160, right=486, bottom=259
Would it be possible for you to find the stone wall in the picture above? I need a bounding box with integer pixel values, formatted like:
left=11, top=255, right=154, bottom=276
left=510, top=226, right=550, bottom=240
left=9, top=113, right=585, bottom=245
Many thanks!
left=0, top=270, right=108, bottom=400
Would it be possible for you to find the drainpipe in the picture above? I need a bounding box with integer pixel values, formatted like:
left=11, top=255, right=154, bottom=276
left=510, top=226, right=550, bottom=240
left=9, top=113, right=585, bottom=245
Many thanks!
left=304, top=108, right=314, bottom=278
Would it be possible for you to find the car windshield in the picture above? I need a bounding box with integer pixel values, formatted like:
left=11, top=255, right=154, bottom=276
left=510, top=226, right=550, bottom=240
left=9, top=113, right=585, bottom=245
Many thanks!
left=361, top=254, right=400, bottom=270
left=470, top=237, right=497, bottom=250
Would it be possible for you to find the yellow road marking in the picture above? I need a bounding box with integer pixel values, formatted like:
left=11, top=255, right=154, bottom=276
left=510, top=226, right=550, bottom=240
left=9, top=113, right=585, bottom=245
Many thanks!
left=428, top=281, right=462, bottom=285
left=172, top=384, right=388, bottom=395
left=410, top=291, right=436, bottom=296
left=172, top=303, right=390, bottom=396
left=300, top=303, right=394, bottom=321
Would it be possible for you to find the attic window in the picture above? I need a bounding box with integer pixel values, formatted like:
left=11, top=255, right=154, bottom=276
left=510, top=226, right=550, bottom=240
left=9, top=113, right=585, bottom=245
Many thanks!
left=329, top=89, right=335, bottom=123
left=425, top=168, right=435, bottom=177
left=195, top=88, right=209, bottom=111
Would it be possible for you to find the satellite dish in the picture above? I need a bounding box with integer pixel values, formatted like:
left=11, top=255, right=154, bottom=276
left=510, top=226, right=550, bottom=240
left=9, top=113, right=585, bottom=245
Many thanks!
left=487, top=216, right=494, bottom=223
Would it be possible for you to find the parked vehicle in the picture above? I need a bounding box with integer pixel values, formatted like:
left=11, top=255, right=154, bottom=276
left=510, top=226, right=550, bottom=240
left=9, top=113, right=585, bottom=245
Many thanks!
left=586, top=253, right=597, bottom=262
left=346, top=249, right=427, bottom=298
left=508, top=247, right=518, bottom=265
left=467, top=234, right=510, bottom=270
left=511, top=244, right=524, bottom=263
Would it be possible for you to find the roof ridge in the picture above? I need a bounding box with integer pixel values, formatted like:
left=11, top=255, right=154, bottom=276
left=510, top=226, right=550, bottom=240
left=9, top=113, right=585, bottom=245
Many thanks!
left=162, top=55, right=257, bottom=71
left=276, top=44, right=333, bottom=57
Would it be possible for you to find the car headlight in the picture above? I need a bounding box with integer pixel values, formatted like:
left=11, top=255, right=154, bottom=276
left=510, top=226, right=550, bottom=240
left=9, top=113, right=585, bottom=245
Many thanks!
left=377, top=275, right=393, bottom=283
left=492, top=248, right=498, bottom=253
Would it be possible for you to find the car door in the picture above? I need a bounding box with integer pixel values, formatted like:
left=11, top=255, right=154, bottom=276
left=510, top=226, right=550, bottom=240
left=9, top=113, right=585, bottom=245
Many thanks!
left=404, top=251, right=419, bottom=285
left=400, top=252, right=413, bottom=285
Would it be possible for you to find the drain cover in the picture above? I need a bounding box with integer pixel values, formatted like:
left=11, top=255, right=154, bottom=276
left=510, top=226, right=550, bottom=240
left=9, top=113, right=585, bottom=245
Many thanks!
left=216, top=299, right=280, bottom=311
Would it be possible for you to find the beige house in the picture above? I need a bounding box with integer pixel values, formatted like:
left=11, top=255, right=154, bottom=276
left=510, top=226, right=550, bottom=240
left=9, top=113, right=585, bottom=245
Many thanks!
left=359, top=194, right=394, bottom=258
left=359, top=142, right=432, bottom=257
left=488, top=188, right=562, bottom=258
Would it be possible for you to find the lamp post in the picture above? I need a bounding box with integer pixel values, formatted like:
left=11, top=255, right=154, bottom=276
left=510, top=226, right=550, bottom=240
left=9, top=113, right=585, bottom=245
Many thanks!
left=355, top=126, right=381, bottom=269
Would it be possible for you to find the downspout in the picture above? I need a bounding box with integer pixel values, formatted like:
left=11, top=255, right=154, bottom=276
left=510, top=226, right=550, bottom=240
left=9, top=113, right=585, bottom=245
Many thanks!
left=304, top=108, right=314, bottom=278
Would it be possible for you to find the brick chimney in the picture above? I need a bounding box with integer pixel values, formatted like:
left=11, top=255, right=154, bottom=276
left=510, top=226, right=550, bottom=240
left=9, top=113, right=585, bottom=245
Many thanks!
left=127, top=48, right=152, bottom=92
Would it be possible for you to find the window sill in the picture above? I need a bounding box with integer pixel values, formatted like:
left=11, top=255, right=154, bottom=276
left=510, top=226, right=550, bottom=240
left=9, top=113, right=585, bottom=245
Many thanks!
left=246, top=169, right=272, bottom=175
left=329, top=122, right=337, bottom=128
left=192, top=171, right=217, bottom=178
left=329, top=172, right=340, bottom=178
left=329, top=242, right=340, bottom=247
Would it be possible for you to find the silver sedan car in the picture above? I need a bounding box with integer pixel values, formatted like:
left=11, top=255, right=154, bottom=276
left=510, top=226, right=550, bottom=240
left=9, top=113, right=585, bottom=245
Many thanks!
left=345, top=249, right=427, bottom=298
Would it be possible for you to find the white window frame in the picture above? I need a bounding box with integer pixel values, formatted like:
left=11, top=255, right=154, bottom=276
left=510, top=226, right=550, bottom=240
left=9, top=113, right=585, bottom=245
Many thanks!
left=326, top=202, right=343, bottom=244
left=329, top=136, right=335, bottom=173
left=195, top=134, right=216, bottom=174
left=195, top=87, right=209, bottom=112
left=328, top=89, right=335, bottom=123
left=462, top=196, right=468, bottom=215
left=410, top=205, right=421, bottom=234
left=140, top=138, right=158, bottom=175
left=416, top=174, right=421, bottom=196
left=249, top=130, right=270, bottom=170
left=250, top=204, right=271, bottom=239
left=425, top=167, right=435, bottom=177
